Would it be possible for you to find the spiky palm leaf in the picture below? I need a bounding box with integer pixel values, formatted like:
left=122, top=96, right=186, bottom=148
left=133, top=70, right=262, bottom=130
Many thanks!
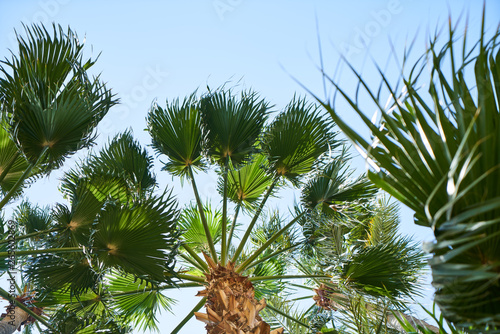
left=92, top=193, right=179, bottom=281
left=0, top=24, right=116, bottom=170
left=178, top=202, right=228, bottom=253
left=200, top=89, right=270, bottom=166
left=147, top=93, right=205, bottom=177
left=219, top=154, right=274, bottom=211
left=301, top=151, right=377, bottom=214
left=263, top=96, right=337, bottom=185
left=107, top=272, right=175, bottom=332
left=316, top=12, right=500, bottom=327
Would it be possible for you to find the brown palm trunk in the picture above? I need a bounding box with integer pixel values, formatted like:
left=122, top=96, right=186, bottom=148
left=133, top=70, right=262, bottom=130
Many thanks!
left=0, top=306, right=29, bottom=334
left=195, top=258, right=283, bottom=334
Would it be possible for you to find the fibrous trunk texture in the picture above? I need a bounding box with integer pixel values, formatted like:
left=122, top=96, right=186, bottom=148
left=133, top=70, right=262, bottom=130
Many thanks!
left=0, top=306, right=29, bottom=334
left=195, top=259, right=283, bottom=334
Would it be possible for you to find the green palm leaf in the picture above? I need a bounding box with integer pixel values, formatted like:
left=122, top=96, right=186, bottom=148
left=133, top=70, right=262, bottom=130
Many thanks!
left=147, top=93, right=205, bottom=177
left=0, top=24, right=116, bottom=169
left=92, top=193, right=180, bottom=280
left=0, top=125, right=35, bottom=197
left=200, top=89, right=270, bottom=166
left=301, top=152, right=377, bottom=214
left=219, top=154, right=274, bottom=211
left=178, top=202, right=228, bottom=253
left=61, top=131, right=156, bottom=202
left=317, top=12, right=500, bottom=327
left=107, top=272, right=175, bottom=332
left=13, top=202, right=51, bottom=235
left=263, top=96, right=337, bottom=184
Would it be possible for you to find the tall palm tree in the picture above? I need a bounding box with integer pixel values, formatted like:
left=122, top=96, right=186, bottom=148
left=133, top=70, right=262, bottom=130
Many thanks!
left=0, top=132, right=181, bottom=333
left=312, top=10, right=500, bottom=330
left=0, top=23, right=116, bottom=333
left=260, top=154, right=435, bottom=334
left=146, top=90, right=344, bottom=333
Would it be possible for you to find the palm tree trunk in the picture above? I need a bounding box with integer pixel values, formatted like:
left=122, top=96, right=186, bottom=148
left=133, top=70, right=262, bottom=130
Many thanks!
left=0, top=306, right=29, bottom=334
left=194, top=258, right=283, bottom=334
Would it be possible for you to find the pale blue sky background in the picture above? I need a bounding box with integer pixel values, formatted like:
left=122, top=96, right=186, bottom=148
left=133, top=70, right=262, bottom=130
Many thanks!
left=1, top=1, right=499, bottom=333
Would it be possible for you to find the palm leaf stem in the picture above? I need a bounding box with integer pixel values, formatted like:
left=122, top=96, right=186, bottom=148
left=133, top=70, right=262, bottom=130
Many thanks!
left=0, top=246, right=83, bottom=258
left=249, top=274, right=330, bottom=282
left=266, top=302, right=311, bottom=329
left=0, top=287, right=55, bottom=331
left=0, top=151, right=20, bottom=184
left=176, top=273, right=206, bottom=283
left=0, top=147, right=48, bottom=211
left=181, top=243, right=209, bottom=272
left=221, top=159, right=229, bottom=266
left=226, top=203, right=241, bottom=257
left=240, top=243, right=300, bottom=272
left=187, top=166, right=218, bottom=261
left=106, top=282, right=200, bottom=299
left=232, top=178, right=278, bottom=262
left=288, top=295, right=315, bottom=302
left=236, top=211, right=306, bottom=273
left=171, top=297, right=206, bottom=334
left=0, top=227, right=64, bottom=245
left=180, top=253, right=207, bottom=272
left=6, top=272, right=22, bottom=295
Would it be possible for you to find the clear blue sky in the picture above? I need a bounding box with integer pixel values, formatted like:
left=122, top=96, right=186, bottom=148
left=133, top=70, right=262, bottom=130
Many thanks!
left=1, top=1, right=499, bottom=333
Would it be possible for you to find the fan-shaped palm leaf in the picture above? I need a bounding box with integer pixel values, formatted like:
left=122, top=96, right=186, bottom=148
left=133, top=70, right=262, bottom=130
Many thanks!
left=263, top=96, right=337, bottom=184
left=147, top=93, right=205, bottom=177
left=61, top=131, right=156, bottom=202
left=219, top=154, right=274, bottom=211
left=107, top=272, right=175, bottom=332
left=0, top=24, right=116, bottom=170
left=92, top=192, right=180, bottom=280
left=301, top=152, right=377, bottom=214
left=0, top=126, right=35, bottom=198
left=178, top=202, right=227, bottom=253
left=13, top=202, right=51, bottom=235
left=200, top=89, right=269, bottom=166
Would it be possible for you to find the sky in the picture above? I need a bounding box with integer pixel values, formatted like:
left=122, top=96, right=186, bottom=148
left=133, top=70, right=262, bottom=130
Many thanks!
left=1, top=0, right=499, bottom=333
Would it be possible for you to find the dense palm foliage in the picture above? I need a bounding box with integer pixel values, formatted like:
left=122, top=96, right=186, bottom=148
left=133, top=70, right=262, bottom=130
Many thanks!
left=0, top=23, right=438, bottom=334
left=315, top=11, right=500, bottom=331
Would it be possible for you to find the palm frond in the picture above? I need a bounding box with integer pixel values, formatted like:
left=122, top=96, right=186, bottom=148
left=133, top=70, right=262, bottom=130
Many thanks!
left=200, top=89, right=270, bottom=166
left=0, top=24, right=116, bottom=170
left=317, top=12, right=500, bottom=326
left=301, top=151, right=377, bottom=214
left=147, top=93, right=205, bottom=178
left=92, top=192, right=180, bottom=280
left=219, top=154, right=274, bottom=211
left=263, top=96, right=337, bottom=185
left=107, top=272, right=176, bottom=332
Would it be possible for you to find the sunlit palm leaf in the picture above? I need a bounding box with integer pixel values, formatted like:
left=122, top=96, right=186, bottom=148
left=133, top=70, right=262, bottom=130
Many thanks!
left=219, top=154, right=274, bottom=211
left=0, top=24, right=116, bottom=169
left=200, top=89, right=269, bottom=166
left=107, top=272, right=175, bottom=332
left=0, top=126, right=35, bottom=197
left=147, top=93, right=205, bottom=177
left=178, top=202, right=227, bottom=253
left=263, top=96, right=337, bottom=184
left=301, top=151, right=377, bottom=214
left=317, top=13, right=500, bottom=326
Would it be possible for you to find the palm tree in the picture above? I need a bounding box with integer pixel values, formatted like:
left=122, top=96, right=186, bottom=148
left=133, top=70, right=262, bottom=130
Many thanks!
left=313, top=10, right=500, bottom=330
left=0, top=23, right=116, bottom=333
left=0, top=132, right=181, bottom=333
left=146, top=90, right=345, bottom=333
left=260, top=154, right=436, bottom=334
